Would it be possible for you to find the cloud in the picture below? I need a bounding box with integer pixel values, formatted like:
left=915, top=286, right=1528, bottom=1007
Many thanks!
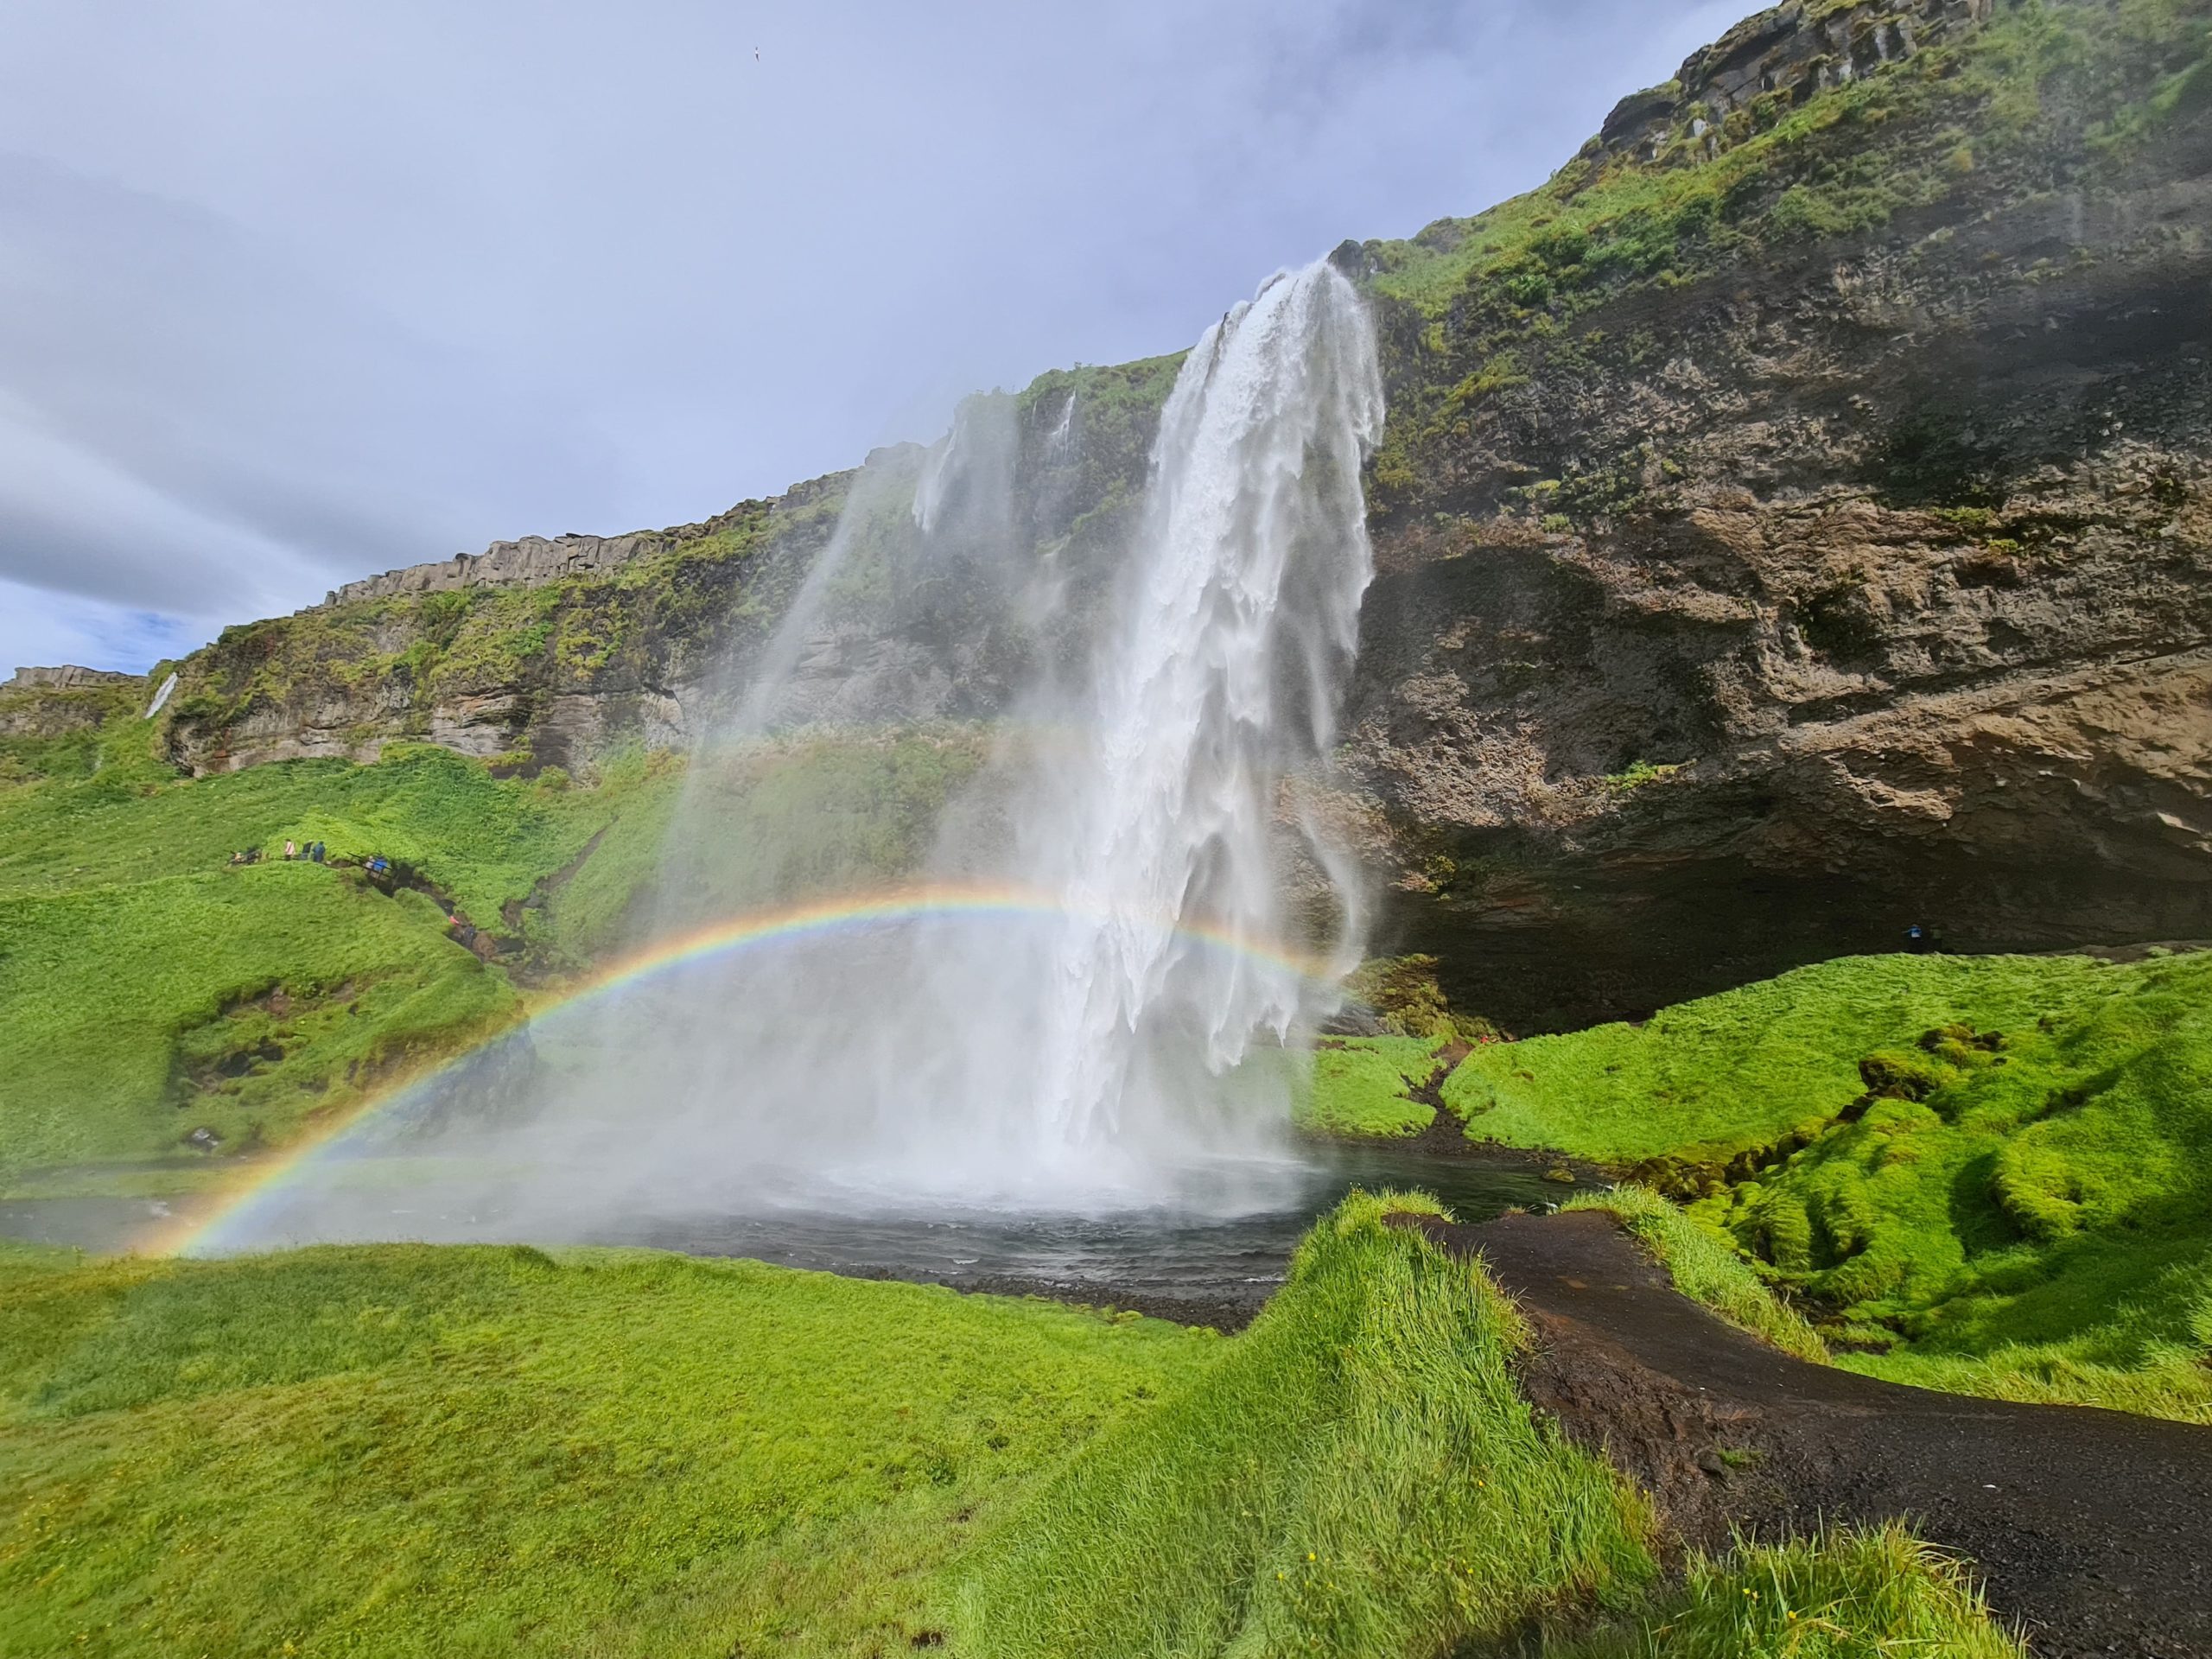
left=0, top=0, right=1744, bottom=670
left=0, top=155, right=617, bottom=620
left=0, top=578, right=210, bottom=681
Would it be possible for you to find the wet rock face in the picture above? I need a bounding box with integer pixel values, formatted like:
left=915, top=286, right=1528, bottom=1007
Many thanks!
left=1345, top=139, right=2212, bottom=1030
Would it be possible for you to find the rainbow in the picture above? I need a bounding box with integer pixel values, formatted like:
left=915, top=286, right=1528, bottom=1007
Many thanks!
left=152, top=880, right=1342, bottom=1257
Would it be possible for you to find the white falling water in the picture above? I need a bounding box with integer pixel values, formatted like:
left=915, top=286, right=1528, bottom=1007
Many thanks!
left=1045, top=390, right=1077, bottom=459
left=1008, top=263, right=1383, bottom=1161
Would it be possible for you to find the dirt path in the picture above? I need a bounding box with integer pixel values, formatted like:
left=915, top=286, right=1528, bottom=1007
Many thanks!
left=1408, top=1210, right=2212, bottom=1659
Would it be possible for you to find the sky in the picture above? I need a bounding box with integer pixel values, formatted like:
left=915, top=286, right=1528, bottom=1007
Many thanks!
left=0, top=0, right=1743, bottom=676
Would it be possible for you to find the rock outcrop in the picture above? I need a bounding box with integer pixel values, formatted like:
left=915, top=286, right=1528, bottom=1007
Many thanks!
left=3, top=665, right=137, bottom=692
left=318, top=506, right=767, bottom=609
left=0, top=666, right=142, bottom=744
left=1340, top=0, right=2212, bottom=1026
left=1596, top=0, right=1993, bottom=166
left=161, top=477, right=849, bottom=776
left=156, top=357, right=1179, bottom=778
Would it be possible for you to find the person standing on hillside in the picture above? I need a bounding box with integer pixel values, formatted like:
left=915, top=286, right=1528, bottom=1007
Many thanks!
left=283, top=839, right=297, bottom=861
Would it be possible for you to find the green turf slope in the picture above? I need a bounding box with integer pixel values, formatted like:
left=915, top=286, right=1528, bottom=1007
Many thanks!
left=1445, top=951, right=2212, bottom=1422
left=1297, top=1035, right=1450, bottom=1138
left=0, top=706, right=677, bottom=1188
left=957, top=1192, right=1655, bottom=1656
left=0, top=690, right=978, bottom=1193
left=0, top=863, right=516, bottom=1179
left=0, top=1243, right=1218, bottom=1658
left=1440, top=953, right=2113, bottom=1166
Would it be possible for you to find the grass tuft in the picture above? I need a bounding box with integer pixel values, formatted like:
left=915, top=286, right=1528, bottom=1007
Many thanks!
left=955, top=1191, right=1655, bottom=1656
left=1549, top=1523, right=2025, bottom=1659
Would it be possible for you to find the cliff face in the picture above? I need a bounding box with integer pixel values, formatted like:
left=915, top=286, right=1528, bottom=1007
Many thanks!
left=1339, top=0, right=2212, bottom=1026
left=159, top=477, right=847, bottom=776
left=107, top=0, right=2212, bottom=1024
left=1596, top=0, right=1996, bottom=166
left=319, top=515, right=760, bottom=609
left=0, top=667, right=141, bottom=748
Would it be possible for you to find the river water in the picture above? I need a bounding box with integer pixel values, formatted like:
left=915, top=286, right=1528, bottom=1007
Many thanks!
left=0, top=1145, right=1572, bottom=1325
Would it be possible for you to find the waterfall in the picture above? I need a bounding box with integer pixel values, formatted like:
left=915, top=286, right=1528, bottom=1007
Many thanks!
left=209, top=258, right=1386, bottom=1249
left=1045, top=391, right=1077, bottom=460
left=1009, top=263, right=1383, bottom=1157
left=618, top=256, right=1383, bottom=1205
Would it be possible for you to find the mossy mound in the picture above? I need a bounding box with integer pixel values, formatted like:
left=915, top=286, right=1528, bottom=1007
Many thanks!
left=1443, top=950, right=2212, bottom=1421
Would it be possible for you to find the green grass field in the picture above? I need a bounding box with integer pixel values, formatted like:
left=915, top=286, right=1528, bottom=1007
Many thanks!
left=1441, top=952, right=2212, bottom=1422
left=1297, top=1035, right=1449, bottom=1138
left=0, top=863, right=517, bottom=1179
left=0, top=690, right=985, bottom=1195
left=0, top=1203, right=2028, bottom=1656
left=0, top=1242, right=1220, bottom=1657
left=0, top=703, right=670, bottom=1190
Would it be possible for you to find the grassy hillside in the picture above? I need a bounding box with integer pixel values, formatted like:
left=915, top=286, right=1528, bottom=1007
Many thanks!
left=0, top=700, right=674, bottom=1186
left=1440, top=953, right=2109, bottom=1166
left=0, top=679, right=995, bottom=1192
left=0, top=1243, right=1217, bottom=1658
left=658, top=726, right=989, bottom=920
left=1, top=863, right=517, bottom=1181
left=1442, top=950, right=2212, bottom=1421
left=0, top=1202, right=2028, bottom=1656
